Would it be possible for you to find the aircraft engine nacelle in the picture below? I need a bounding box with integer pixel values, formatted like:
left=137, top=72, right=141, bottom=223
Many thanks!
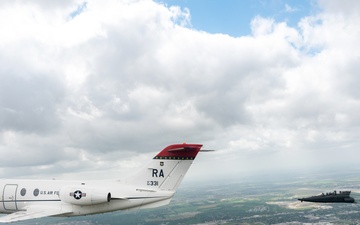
left=59, top=186, right=111, bottom=206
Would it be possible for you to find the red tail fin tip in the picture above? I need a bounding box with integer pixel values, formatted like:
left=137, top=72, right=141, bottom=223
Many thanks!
left=154, top=143, right=203, bottom=159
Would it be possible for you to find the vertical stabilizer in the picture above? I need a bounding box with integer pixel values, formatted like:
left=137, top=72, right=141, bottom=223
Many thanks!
left=125, top=143, right=202, bottom=192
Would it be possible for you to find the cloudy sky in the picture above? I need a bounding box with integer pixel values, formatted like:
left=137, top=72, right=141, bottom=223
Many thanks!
left=1, top=0, right=360, bottom=183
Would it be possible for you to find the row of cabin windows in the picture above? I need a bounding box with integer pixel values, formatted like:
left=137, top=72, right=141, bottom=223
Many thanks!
left=20, top=188, right=39, bottom=197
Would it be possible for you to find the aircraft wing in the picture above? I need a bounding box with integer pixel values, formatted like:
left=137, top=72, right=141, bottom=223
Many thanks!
left=0, top=204, right=72, bottom=223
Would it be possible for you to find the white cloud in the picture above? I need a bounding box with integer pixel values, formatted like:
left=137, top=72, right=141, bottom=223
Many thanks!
left=0, top=0, right=360, bottom=180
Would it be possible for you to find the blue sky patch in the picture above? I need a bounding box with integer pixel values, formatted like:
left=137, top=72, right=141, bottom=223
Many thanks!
left=70, top=2, right=88, bottom=18
left=157, top=0, right=319, bottom=37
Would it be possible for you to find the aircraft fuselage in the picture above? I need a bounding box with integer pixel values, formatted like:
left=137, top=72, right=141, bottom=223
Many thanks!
left=0, top=179, right=173, bottom=216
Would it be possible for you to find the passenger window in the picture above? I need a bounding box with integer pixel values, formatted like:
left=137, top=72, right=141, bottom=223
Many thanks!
left=20, top=188, right=26, bottom=196
left=33, top=188, right=39, bottom=197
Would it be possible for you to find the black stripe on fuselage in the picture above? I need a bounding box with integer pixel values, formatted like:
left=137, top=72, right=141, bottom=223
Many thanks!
left=126, top=196, right=168, bottom=200
left=1, top=196, right=167, bottom=203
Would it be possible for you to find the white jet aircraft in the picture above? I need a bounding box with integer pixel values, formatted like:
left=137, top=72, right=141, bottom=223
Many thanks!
left=0, top=143, right=206, bottom=223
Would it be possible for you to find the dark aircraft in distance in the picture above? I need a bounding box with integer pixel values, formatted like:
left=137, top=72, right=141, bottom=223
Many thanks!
left=298, top=190, right=355, bottom=203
